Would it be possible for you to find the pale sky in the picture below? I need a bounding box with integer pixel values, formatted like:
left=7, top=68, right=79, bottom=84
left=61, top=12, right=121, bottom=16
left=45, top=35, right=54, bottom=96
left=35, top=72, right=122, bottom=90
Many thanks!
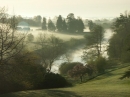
left=1, top=0, right=130, bottom=19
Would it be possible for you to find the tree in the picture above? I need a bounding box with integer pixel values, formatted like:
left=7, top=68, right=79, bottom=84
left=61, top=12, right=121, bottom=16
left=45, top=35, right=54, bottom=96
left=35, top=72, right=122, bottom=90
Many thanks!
left=0, top=7, right=25, bottom=66
left=68, top=63, right=89, bottom=82
left=83, top=24, right=104, bottom=62
left=88, top=20, right=95, bottom=31
left=27, top=33, right=34, bottom=42
left=48, top=19, right=56, bottom=32
left=77, top=17, right=85, bottom=33
left=95, top=56, right=107, bottom=74
left=42, top=72, right=71, bottom=89
left=33, top=15, right=42, bottom=26
left=56, top=15, right=63, bottom=32
left=62, top=19, right=67, bottom=32
left=35, top=33, right=66, bottom=71
left=0, top=50, right=46, bottom=93
left=42, top=17, right=47, bottom=30
left=108, top=12, right=130, bottom=62
left=66, top=13, right=77, bottom=33
left=59, top=62, right=80, bottom=75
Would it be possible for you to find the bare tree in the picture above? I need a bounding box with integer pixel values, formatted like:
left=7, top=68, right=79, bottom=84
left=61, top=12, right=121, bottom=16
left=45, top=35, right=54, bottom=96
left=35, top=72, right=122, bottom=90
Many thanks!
left=0, top=7, right=26, bottom=66
left=35, top=33, right=66, bottom=71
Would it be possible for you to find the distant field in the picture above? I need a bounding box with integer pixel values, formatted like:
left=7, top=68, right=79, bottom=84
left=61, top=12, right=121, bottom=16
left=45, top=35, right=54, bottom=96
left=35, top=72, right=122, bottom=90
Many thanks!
left=24, top=30, right=86, bottom=51
left=31, top=31, right=85, bottom=41
left=1, top=64, right=130, bottom=97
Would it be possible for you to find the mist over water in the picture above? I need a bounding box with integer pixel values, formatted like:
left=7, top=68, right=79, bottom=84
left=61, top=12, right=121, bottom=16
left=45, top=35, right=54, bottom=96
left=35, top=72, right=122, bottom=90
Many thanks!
left=51, top=29, right=113, bottom=73
left=19, top=26, right=113, bottom=73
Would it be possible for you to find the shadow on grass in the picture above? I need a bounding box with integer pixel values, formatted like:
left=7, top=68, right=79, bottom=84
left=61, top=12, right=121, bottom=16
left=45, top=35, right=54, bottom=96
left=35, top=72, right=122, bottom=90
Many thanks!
left=0, top=89, right=81, bottom=97
left=45, top=90, right=81, bottom=97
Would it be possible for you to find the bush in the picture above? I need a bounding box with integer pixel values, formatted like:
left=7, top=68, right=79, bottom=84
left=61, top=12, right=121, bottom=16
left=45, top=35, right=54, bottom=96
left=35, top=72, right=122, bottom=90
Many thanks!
left=42, top=72, right=71, bottom=89
left=120, top=69, right=130, bottom=79
left=0, top=64, right=46, bottom=94
left=59, top=62, right=82, bottom=75
left=106, top=59, right=119, bottom=69
left=27, top=33, right=34, bottom=42
left=95, top=56, right=107, bottom=74
left=0, top=51, right=46, bottom=94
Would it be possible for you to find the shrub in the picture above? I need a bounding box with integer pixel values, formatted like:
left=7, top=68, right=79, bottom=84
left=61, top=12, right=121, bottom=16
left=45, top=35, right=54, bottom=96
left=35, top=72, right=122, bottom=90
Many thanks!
left=42, top=72, right=71, bottom=89
left=95, top=56, right=107, bottom=74
left=27, top=33, right=34, bottom=42
left=120, top=69, right=130, bottom=79
left=59, top=62, right=82, bottom=75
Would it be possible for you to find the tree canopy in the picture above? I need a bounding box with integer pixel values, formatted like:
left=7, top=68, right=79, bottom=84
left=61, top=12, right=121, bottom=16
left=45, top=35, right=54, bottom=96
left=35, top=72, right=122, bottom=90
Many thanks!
left=108, top=12, right=130, bottom=62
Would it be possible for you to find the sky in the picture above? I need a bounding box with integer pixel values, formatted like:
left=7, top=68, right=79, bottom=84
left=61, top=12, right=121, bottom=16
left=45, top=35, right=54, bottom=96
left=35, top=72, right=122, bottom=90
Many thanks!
left=0, top=0, right=130, bottom=19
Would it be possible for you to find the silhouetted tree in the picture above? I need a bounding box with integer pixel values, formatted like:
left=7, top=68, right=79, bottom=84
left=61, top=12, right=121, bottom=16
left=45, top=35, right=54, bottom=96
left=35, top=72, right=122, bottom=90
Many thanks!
left=108, top=12, right=130, bottom=62
left=77, top=17, right=85, bottom=32
left=42, top=17, right=47, bottom=30
left=33, top=15, right=42, bottom=26
left=0, top=7, right=25, bottom=66
left=66, top=13, right=77, bottom=33
left=56, top=15, right=63, bottom=32
left=62, top=19, right=67, bottom=32
left=36, top=34, right=66, bottom=71
left=84, top=24, right=104, bottom=60
left=88, top=20, right=95, bottom=32
left=48, top=19, right=56, bottom=32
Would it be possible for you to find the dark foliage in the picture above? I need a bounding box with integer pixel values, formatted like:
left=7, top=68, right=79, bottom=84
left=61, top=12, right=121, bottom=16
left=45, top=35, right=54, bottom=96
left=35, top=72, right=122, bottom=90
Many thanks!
left=68, top=63, right=94, bottom=82
left=56, top=15, right=63, bottom=32
left=42, top=73, right=72, bottom=89
left=42, top=17, right=47, bottom=30
left=48, top=19, right=56, bottom=31
left=108, top=12, right=130, bottom=62
left=95, top=56, right=107, bottom=74
left=120, top=69, right=130, bottom=79
left=59, top=62, right=81, bottom=75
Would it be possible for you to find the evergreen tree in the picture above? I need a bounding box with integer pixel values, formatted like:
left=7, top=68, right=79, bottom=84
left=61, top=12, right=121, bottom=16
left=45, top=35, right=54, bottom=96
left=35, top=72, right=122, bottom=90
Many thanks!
left=48, top=19, right=56, bottom=32
left=62, top=19, right=67, bottom=32
left=56, top=15, right=63, bottom=32
left=42, top=17, right=47, bottom=30
left=66, top=13, right=77, bottom=33
left=77, top=18, right=85, bottom=33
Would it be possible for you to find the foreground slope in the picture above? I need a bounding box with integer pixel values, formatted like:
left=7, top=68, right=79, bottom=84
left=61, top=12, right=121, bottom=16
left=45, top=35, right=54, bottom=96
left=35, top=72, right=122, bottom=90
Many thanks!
left=1, top=65, right=130, bottom=97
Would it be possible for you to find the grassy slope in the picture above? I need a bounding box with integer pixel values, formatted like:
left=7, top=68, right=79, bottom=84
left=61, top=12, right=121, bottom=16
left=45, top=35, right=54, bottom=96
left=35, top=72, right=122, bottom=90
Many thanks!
left=1, top=66, right=130, bottom=97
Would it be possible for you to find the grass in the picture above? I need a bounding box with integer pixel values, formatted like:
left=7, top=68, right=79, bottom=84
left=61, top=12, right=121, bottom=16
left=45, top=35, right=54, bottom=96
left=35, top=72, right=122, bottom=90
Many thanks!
left=1, top=65, right=130, bottom=97
left=30, top=30, right=85, bottom=41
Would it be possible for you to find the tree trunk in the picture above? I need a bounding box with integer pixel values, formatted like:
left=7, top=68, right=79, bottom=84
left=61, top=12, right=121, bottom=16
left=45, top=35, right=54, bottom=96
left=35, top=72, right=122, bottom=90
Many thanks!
left=80, top=76, right=82, bottom=82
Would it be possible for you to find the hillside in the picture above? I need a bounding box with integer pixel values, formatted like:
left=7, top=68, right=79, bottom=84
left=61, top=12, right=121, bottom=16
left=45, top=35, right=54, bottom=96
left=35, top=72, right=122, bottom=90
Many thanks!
left=0, top=65, right=130, bottom=97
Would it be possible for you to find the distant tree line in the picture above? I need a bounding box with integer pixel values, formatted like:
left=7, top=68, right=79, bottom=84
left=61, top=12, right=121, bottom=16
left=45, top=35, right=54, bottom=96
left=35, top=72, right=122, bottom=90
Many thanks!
left=15, top=15, right=42, bottom=27
left=42, top=13, right=85, bottom=33
left=13, top=13, right=85, bottom=33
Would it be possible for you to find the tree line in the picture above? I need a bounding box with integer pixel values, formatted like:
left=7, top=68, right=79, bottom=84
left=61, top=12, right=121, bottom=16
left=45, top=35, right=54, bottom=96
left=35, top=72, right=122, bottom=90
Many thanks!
left=42, top=13, right=85, bottom=33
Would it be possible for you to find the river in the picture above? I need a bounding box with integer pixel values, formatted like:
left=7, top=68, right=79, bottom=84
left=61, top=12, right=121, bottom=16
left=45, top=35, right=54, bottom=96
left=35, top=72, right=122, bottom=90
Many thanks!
left=51, top=29, right=113, bottom=73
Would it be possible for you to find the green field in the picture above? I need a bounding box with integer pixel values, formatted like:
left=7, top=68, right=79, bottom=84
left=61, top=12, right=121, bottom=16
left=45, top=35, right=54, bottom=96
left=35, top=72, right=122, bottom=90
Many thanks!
left=30, top=31, right=85, bottom=41
left=1, top=65, right=130, bottom=97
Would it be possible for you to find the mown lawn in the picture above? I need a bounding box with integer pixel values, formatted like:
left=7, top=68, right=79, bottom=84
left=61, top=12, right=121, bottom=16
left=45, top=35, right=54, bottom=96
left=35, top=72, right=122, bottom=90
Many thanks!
left=0, top=65, right=130, bottom=97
